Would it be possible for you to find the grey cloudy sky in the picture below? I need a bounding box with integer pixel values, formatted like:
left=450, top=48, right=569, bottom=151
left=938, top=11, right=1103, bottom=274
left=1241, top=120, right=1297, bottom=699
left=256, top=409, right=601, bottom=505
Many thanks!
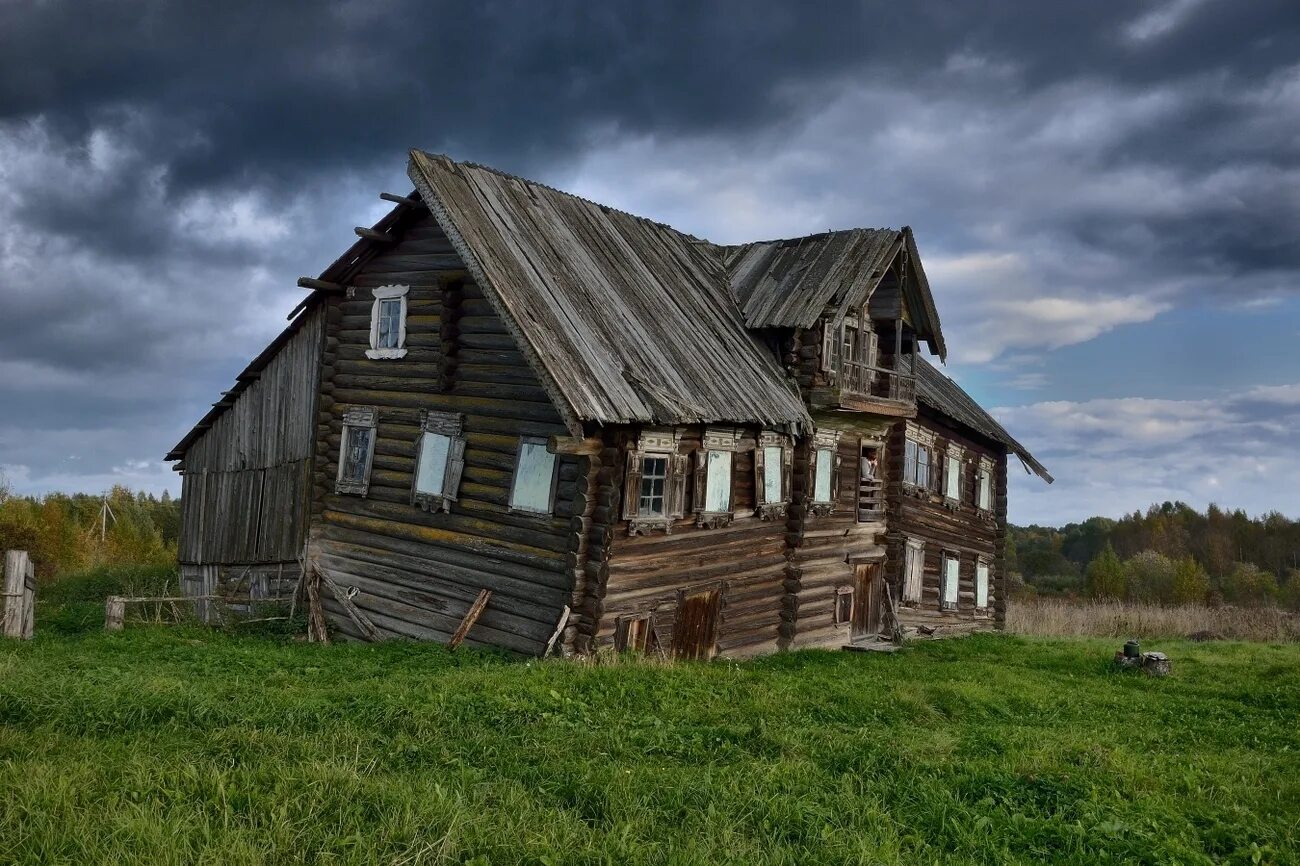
left=1, top=0, right=1297, bottom=525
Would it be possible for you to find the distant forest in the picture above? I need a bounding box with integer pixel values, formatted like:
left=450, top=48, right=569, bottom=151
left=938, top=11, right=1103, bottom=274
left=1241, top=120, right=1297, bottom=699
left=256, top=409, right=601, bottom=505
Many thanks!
left=1010, top=502, right=1300, bottom=609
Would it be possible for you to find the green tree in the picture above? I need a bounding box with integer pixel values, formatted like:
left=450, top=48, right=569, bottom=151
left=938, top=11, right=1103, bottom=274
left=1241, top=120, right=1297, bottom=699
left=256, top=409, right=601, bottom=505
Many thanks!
left=1220, top=562, right=1279, bottom=607
left=1170, top=556, right=1210, bottom=604
left=1124, top=550, right=1176, bottom=602
left=1281, top=570, right=1300, bottom=613
left=1086, top=544, right=1125, bottom=599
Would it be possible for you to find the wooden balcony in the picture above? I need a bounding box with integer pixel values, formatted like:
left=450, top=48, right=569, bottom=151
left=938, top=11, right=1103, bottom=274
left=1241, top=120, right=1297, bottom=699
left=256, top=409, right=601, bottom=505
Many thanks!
left=832, top=359, right=917, bottom=416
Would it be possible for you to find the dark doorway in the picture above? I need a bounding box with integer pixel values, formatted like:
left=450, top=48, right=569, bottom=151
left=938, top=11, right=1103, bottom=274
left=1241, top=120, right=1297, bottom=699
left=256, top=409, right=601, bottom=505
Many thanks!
left=673, top=587, right=721, bottom=660
left=851, top=562, right=884, bottom=641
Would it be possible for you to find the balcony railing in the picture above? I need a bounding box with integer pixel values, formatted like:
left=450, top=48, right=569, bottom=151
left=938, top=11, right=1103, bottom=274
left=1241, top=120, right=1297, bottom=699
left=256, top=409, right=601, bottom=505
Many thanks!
left=838, top=359, right=916, bottom=405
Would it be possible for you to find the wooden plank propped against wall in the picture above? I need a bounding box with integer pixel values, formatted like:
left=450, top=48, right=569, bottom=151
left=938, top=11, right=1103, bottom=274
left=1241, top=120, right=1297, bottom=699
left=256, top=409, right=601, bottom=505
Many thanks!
left=449, top=589, right=492, bottom=649
left=318, top=570, right=381, bottom=641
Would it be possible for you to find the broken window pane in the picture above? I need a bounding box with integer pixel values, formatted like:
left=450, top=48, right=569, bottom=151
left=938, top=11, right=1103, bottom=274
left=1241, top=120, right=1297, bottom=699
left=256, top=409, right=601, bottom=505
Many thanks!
left=341, top=426, right=372, bottom=484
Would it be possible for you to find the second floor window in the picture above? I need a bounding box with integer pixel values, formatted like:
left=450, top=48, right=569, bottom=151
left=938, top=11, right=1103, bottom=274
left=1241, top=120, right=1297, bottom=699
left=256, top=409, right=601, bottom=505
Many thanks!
left=904, top=438, right=931, bottom=488
left=944, top=450, right=963, bottom=502
left=976, top=458, right=994, bottom=511
left=367, top=285, right=409, bottom=359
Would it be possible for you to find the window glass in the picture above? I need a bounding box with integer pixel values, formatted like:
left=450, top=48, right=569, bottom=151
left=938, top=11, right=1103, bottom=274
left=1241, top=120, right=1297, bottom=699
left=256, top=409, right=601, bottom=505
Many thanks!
left=510, top=439, right=556, bottom=513
left=341, top=426, right=372, bottom=484
left=814, top=447, right=834, bottom=503
left=979, top=471, right=992, bottom=510
left=976, top=563, right=990, bottom=609
left=945, top=455, right=961, bottom=499
left=763, top=445, right=783, bottom=502
left=415, top=432, right=451, bottom=495
left=905, top=439, right=917, bottom=484
left=916, top=445, right=930, bottom=488
left=376, top=298, right=403, bottom=348
left=704, top=450, right=732, bottom=512
left=639, top=455, right=669, bottom=516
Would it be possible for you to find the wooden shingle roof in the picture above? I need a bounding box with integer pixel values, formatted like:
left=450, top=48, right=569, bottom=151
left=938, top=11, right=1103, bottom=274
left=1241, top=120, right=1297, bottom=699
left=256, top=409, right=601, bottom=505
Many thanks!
left=907, top=355, right=1053, bottom=482
left=409, top=151, right=812, bottom=434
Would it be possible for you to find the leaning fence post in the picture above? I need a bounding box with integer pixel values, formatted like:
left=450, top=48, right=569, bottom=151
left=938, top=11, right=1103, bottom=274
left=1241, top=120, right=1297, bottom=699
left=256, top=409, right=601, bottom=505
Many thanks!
left=105, top=596, right=126, bottom=632
left=3, top=550, right=35, bottom=640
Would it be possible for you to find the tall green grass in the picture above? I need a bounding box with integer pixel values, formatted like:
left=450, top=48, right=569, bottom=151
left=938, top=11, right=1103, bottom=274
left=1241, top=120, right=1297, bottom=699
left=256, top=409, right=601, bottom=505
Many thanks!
left=1, top=580, right=1297, bottom=864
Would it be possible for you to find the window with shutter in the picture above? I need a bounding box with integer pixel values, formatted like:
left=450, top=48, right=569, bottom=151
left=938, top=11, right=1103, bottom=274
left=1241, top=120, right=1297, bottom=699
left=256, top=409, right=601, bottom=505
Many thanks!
left=412, top=411, right=465, bottom=513
left=755, top=431, right=791, bottom=520
left=977, top=457, right=994, bottom=512
left=903, top=539, right=924, bottom=604
left=366, top=285, right=409, bottom=359
left=695, top=426, right=739, bottom=528
left=944, top=447, right=963, bottom=504
left=336, top=406, right=378, bottom=496
left=808, top=428, right=841, bottom=517
left=821, top=320, right=836, bottom=373
left=509, top=436, right=557, bottom=516
left=941, top=553, right=960, bottom=610
left=976, top=561, right=990, bottom=612
left=625, top=429, right=684, bottom=535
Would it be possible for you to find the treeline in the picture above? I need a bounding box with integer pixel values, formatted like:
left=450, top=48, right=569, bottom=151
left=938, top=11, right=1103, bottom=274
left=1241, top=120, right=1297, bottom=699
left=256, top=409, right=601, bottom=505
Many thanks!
left=1010, top=501, right=1300, bottom=609
left=0, top=477, right=179, bottom=579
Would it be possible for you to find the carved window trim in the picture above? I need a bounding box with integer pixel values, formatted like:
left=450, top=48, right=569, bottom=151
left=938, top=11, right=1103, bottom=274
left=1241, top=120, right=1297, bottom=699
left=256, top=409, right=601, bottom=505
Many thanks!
left=624, top=428, right=687, bottom=536
left=366, top=284, right=409, bottom=360
left=976, top=456, right=994, bottom=514
left=903, top=423, right=935, bottom=493
left=754, top=431, right=793, bottom=521
left=902, top=538, right=924, bottom=605
left=336, top=406, right=378, bottom=496
left=975, top=559, right=991, bottom=615
left=808, top=428, right=842, bottom=518
left=508, top=435, right=559, bottom=517
left=412, top=410, right=465, bottom=513
left=694, top=426, right=740, bottom=529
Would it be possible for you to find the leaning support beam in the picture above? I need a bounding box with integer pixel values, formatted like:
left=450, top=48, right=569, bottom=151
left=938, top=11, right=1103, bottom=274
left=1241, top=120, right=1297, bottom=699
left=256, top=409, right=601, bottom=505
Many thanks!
left=318, top=571, right=380, bottom=642
left=355, top=227, right=396, bottom=243
left=297, top=277, right=345, bottom=292
left=449, top=589, right=492, bottom=650
left=380, top=192, right=423, bottom=208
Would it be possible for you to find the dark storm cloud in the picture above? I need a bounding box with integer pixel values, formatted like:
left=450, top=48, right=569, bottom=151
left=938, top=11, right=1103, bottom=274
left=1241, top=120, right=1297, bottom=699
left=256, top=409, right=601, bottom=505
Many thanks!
left=1, top=0, right=1299, bottom=504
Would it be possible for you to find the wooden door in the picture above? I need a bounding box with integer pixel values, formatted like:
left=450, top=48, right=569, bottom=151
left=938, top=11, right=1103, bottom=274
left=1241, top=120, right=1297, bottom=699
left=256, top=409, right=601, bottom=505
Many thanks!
left=673, top=588, right=721, bottom=660
left=851, top=563, right=883, bottom=641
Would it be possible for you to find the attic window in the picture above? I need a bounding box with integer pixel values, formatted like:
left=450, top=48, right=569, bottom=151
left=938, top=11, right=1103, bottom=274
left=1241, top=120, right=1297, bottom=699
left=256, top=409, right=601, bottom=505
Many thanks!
left=755, top=431, right=792, bottom=520
left=694, top=426, right=740, bottom=528
left=412, top=411, right=466, bottom=513
left=808, top=429, right=842, bottom=518
left=624, top=429, right=687, bottom=536
left=336, top=406, right=378, bottom=496
left=366, top=285, right=409, bottom=359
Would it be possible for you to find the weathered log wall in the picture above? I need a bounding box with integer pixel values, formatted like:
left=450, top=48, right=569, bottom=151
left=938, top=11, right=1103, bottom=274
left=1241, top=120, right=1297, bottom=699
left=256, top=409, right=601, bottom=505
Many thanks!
left=309, top=213, right=577, bottom=654
left=883, top=407, right=1006, bottom=636
left=176, top=304, right=324, bottom=584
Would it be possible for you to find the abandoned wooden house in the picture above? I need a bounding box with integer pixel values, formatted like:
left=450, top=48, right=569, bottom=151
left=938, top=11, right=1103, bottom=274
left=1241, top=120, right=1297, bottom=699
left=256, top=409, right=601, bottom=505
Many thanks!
left=167, top=151, right=1051, bottom=657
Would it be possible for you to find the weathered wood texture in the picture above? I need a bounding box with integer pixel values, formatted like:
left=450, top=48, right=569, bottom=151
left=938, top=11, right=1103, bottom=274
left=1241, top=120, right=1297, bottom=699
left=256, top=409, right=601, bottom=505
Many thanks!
left=177, top=304, right=324, bottom=567
left=2, top=550, right=35, bottom=640
left=309, top=213, right=578, bottom=654
left=883, top=408, right=1006, bottom=636
left=598, top=429, right=789, bottom=660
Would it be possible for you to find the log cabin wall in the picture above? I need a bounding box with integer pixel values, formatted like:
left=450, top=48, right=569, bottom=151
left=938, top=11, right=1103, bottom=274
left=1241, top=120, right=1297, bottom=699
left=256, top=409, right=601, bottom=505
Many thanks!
left=176, top=305, right=324, bottom=605
left=308, top=212, right=580, bottom=654
left=883, top=407, right=1007, bottom=636
left=597, top=428, right=791, bottom=659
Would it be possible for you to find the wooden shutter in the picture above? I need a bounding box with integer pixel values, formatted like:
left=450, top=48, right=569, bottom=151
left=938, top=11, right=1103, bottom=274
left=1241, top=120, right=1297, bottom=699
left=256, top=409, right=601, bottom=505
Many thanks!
left=753, top=445, right=767, bottom=505
left=622, top=449, right=642, bottom=519
left=668, top=453, right=689, bottom=519
left=831, top=451, right=843, bottom=504
left=692, top=451, right=709, bottom=512
left=443, top=437, right=466, bottom=501
left=821, top=321, right=835, bottom=372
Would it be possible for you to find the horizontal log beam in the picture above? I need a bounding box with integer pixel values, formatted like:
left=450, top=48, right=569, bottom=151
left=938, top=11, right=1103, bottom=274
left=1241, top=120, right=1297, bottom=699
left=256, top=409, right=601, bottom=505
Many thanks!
left=355, top=227, right=397, bottom=243
left=548, top=435, right=603, bottom=456
left=380, top=192, right=423, bottom=208
left=297, top=277, right=345, bottom=292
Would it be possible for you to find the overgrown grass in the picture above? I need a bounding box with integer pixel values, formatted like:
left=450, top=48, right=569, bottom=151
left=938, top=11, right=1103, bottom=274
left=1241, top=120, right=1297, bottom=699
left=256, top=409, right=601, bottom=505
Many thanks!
left=1, top=578, right=1297, bottom=864
left=1010, top=597, right=1300, bottom=642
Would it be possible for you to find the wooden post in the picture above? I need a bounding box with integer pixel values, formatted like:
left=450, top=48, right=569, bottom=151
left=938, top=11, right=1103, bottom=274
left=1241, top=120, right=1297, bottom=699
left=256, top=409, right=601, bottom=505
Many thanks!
left=448, top=590, right=491, bottom=650
left=305, top=570, right=329, bottom=644
left=3, top=551, right=34, bottom=640
left=104, top=596, right=126, bottom=632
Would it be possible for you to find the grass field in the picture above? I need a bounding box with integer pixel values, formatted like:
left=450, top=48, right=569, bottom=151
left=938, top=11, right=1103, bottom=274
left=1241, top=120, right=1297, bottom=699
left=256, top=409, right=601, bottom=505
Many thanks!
left=1, top=569, right=1298, bottom=865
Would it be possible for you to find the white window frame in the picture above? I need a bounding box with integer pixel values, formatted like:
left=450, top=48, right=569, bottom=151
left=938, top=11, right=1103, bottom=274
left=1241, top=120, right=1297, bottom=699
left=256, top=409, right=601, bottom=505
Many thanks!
left=904, top=423, right=935, bottom=491
left=976, top=457, right=994, bottom=512
left=508, top=435, right=558, bottom=516
left=412, top=410, right=466, bottom=513
left=941, top=552, right=960, bottom=611
left=976, top=560, right=990, bottom=613
left=366, top=284, right=409, bottom=359
left=808, top=428, right=841, bottom=517
left=902, top=538, right=924, bottom=604
left=944, top=445, right=963, bottom=504
left=336, top=406, right=378, bottom=496
left=695, top=426, right=740, bottom=529
left=755, top=431, right=792, bottom=520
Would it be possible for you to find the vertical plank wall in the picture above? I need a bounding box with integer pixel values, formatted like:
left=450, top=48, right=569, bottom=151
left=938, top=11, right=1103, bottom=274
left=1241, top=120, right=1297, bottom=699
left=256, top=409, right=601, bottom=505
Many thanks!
left=309, top=212, right=579, bottom=654
left=176, top=305, right=324, bottom=601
